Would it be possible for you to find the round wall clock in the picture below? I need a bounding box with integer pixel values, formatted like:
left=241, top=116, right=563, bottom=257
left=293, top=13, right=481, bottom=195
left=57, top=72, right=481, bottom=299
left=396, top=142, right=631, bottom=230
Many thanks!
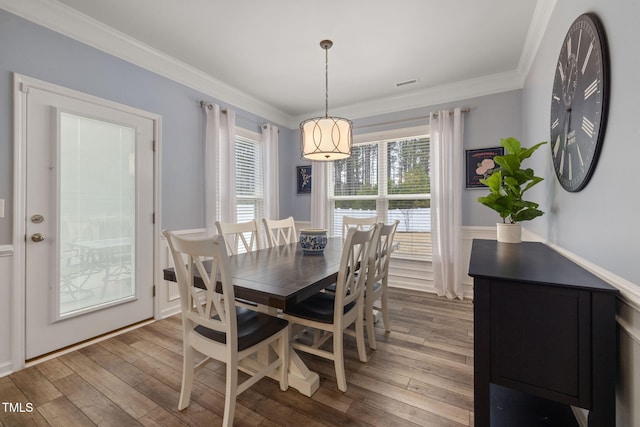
left=550, top=13, right=609, bottom=192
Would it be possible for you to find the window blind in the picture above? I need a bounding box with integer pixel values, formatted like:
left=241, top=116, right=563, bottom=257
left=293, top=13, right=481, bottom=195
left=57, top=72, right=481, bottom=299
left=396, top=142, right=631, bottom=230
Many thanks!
left=328, top=135, right=431, bottom=260
left=235, top=135, right=263, bottom=224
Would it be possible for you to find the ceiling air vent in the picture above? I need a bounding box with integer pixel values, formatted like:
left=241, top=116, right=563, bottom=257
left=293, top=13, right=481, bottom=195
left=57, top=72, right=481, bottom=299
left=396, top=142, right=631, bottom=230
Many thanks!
left=395, top=79, right=418, bottom=88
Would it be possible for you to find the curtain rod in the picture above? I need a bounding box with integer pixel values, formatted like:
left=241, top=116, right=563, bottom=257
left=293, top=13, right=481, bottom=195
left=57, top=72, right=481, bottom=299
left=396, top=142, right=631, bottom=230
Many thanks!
left=355, top=107, right=469, bottom=129
left=201, top=100, right=279, bottom=131
left=200, top=100, right=227, bottom=113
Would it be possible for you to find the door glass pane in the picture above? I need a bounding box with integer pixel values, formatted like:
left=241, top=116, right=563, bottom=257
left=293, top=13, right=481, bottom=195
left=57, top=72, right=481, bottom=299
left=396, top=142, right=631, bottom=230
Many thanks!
left=59, top=113, right=136, bottom=317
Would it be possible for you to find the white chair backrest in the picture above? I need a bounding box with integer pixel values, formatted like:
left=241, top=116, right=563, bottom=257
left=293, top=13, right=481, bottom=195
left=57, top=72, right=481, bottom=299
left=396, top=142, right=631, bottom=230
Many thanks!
left=163, top=230, right=237, bottom=347
left=215, top=220, right=262, bottom=255
left=334, top=226, right=378, bottom=310
left=367, top=220, right=399, bottom=285
left=262, top=217, right=297, bottom=247
left=342, top=215, right=378, bottom=240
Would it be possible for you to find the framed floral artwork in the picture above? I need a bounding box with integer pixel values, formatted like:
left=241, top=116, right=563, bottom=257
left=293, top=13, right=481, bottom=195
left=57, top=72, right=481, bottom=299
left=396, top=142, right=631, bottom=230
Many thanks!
left=297, top=165, right=312, bottom=194
left=465, top=147, right=503, bottom=188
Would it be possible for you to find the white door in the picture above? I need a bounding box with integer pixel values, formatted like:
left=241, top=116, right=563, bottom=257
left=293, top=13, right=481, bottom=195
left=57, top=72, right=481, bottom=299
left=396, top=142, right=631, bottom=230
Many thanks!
left=23, top=80, right=155, bottom=359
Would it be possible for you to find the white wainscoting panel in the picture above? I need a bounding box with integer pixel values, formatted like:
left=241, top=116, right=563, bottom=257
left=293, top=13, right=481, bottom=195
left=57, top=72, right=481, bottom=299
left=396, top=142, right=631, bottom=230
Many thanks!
left=616, top=300, right=640, bottom=427
left=0, top=245, right=14, bottom=377
left=388, top=257, right=434, bottom=292
left=462, top=228, right=640, bottom=426
left=546, top=242, right=640, bottom=427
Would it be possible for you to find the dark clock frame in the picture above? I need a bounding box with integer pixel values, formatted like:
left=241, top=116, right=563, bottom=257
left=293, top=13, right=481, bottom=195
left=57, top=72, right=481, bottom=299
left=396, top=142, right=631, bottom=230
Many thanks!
left=550, top=13, right=610, bottom=192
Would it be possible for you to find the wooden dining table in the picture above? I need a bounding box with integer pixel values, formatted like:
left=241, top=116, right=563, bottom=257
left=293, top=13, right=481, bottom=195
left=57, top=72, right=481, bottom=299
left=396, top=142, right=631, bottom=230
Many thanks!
left=162, top=237, right=347, bottom=397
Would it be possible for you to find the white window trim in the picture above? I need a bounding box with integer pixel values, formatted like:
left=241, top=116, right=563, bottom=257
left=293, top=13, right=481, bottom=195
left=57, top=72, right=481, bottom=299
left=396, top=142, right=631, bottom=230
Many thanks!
left=329, top=124, right=432, bottom=261
left=353, top=125, right=429, bottom=144
left=236, top=126, right=260, bottom=142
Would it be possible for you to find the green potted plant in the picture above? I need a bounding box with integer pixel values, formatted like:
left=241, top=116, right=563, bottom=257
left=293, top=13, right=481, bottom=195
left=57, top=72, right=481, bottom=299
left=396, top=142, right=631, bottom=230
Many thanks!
left=477, top=137, right=547, bottom=243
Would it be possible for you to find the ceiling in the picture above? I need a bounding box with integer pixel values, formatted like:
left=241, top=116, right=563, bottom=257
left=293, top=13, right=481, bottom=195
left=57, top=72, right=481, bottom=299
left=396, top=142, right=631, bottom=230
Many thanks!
left=2, top=0, right=553, bottom=127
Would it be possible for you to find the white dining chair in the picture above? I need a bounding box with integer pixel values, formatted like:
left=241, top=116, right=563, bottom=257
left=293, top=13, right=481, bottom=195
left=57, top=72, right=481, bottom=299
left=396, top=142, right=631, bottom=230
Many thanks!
left=215, top=219, right=263, bottom=309
left=262, top=216, right=297, bottom=248
left=282, top=226, right=378, bottom=392
left=163, top=230, right=289, bottom=427
left=215, top=220, right=262, bottom=254
left=364, top=220, right=399, bottom=350
left=341, top=215, right=378, bottom=240
left=323, top=215, right=378, bottom=294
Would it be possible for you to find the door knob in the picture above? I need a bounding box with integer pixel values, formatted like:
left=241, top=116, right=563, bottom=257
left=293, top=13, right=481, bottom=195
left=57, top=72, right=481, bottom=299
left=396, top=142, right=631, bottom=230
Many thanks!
left=31, top=233, right=45, bottom=242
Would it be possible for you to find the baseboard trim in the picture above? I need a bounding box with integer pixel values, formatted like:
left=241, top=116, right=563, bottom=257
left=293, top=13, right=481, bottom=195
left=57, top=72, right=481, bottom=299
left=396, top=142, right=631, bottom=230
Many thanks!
left=0, top=361, right=13, bottom=378
left=160, top=306, right=181, bottom=319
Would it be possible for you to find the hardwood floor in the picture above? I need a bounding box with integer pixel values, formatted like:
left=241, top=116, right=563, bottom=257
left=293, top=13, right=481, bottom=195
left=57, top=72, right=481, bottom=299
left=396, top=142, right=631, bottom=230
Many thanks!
left=0, top=288, right=474, bottom=427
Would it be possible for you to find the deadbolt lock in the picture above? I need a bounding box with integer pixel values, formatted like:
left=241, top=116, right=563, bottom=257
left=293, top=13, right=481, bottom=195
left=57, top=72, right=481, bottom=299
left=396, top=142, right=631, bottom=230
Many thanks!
left=31, top=214, right=44, bottom=223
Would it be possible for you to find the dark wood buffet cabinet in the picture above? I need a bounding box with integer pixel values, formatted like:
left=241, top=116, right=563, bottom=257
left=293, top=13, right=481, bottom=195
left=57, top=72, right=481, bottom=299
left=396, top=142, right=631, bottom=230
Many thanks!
left=468, top=239, right=618, bottom=427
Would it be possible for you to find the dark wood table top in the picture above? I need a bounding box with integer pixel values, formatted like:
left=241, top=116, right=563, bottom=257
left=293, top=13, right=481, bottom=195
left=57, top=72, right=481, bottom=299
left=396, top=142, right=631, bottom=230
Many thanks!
left=163, top=237, right=345, bottom=310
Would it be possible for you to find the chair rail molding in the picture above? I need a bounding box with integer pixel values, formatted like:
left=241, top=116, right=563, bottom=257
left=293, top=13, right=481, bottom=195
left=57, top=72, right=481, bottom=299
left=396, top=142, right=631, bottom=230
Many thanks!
left=465, top=225, right=639, bottom=427
left=0, top=245, right=14, bottom=257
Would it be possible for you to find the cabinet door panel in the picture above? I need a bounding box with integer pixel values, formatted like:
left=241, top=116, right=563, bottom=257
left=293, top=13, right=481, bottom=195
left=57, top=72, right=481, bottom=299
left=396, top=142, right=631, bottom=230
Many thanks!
left=490, top=280, right=591, bottom=405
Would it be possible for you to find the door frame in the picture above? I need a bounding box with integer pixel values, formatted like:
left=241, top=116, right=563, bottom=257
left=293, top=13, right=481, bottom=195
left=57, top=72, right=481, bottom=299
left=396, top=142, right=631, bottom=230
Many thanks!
left=11, top=73, right=162, bottom=369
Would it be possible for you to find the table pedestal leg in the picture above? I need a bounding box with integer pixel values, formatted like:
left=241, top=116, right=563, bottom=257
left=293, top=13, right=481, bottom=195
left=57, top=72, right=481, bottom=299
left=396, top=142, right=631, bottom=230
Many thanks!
left=286, top=350, right=320, bottom=396
left=258, top=305, right=320, bottom=397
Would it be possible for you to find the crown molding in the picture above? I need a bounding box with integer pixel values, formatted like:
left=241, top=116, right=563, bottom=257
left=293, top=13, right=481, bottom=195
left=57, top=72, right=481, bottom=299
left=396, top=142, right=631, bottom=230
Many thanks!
left=517, top=0, right=557, bottom=80
left=0, top=0, right=293, bottom=127
left=1, top=0, right=551, bottom=130
left=295, top=69, right=525, bottom=124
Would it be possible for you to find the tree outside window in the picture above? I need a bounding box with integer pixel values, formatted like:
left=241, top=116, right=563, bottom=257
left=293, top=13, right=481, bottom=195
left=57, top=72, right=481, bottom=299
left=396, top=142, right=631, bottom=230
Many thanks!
left=329, top=135, right=431, bottom=260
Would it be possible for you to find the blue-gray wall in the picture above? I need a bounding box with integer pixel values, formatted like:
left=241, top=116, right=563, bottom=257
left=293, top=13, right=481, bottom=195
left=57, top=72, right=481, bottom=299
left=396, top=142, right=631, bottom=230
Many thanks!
left=2, top=3, right=638, bottom=289
left=284, top=89, right=524, bottom=225
left=523, top=0, right=640, bottom=286
left=0, top=10, right=290, bottom=244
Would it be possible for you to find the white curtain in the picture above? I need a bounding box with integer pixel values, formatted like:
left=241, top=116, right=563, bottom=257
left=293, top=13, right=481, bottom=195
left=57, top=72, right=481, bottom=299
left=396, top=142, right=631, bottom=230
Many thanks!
left=430, top=107, right=464, bottom=300
left=204, top=104, right=236, bottom=235
left=261, top=124, right=279, bottom=220
left=310, top=161, right=328, bottom=229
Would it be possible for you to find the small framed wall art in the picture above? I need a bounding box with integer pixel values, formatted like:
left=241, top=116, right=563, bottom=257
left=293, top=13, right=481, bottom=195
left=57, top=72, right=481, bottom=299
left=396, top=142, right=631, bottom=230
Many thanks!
left=297, top=165, right=312, bottom=194
left=465, top=147, right=503, bottom=188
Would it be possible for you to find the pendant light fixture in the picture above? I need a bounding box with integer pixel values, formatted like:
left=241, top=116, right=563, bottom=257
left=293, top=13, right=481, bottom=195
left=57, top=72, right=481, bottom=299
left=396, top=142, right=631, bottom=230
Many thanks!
left=300, top=40, right=352, bottom=161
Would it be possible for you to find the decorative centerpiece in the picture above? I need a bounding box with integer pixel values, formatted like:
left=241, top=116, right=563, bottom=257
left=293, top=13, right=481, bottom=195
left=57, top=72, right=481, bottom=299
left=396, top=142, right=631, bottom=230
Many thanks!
left=299, top=229, right=328, bottom=255
left=477, top=137, right=547, bottom=243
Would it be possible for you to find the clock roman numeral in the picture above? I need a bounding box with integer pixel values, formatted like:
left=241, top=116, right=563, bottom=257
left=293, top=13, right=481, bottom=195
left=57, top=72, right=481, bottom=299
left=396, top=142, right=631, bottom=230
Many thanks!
left=584, top=79, right=599, bottom=99
left=567, top=37, right=572, bottom=59
left=582, top=116, right=595, bottom=138
left=558, top=63, right=565, bottom=82
left=551, top=118, right=559, bottom=129
left=553, top=135, right=561, bottom=158
left=576, top=144, right=584, bottom=168
left=582, top=41, right=594, bottom=75
left=568, top=153, right=572, bottom=180
left=576, top=29, right=583, bottom=64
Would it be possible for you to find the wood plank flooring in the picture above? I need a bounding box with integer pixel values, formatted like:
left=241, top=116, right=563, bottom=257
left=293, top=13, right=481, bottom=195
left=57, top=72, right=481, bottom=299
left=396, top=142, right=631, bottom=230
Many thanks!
left=0, top=288, right=474, bottom=426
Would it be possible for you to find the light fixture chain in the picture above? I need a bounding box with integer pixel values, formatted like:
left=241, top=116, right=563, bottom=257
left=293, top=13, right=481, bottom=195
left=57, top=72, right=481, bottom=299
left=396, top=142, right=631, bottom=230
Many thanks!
left=325, top=44, right=329, bottom=119
left=300, top=39, right=352, bottom=161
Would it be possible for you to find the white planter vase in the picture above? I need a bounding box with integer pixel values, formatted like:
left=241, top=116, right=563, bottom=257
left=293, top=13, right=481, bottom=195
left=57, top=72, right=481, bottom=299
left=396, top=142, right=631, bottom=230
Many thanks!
left=496, top=223, right=521, bottom=243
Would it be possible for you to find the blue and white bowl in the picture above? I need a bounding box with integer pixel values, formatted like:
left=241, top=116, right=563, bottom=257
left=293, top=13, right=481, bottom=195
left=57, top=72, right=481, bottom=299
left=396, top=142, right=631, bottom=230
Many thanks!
left=299, top=229, right=328, bottom=255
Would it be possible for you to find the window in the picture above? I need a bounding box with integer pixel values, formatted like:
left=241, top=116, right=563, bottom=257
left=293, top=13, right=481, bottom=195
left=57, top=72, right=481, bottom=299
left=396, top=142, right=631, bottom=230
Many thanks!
left=235, top=131, right=263, bottom=223
left=328, top=127, right=431, bottom=260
